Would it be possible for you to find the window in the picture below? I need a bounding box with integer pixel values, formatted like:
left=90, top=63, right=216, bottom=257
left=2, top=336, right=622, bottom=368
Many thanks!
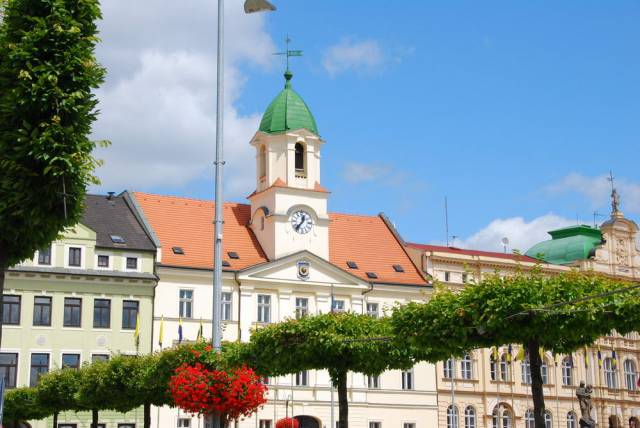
left=118, top=425, right=135, bottom=428
left=295, top=297, right=309, bottom=319
left=295, top=371, right=308, bottom=386
left=444, top=271, right=450, bottom=282
left=30, top=353, right=49, bottom=387
left=403, top=424, right=416, bottom=428
left=366, top=302, right=379, bottom=318
left=624, top=359, right=637, bottom=391
left=64, top=297, right=82, bottom=327
left=97, top=255, right=110, bottom=268
left=402, top=368, right=414, bottom=390
left=122, top=300, right=139, bottom=330
left=259, top=145, right=267, bottom=177
left=369, top=423, right=381, bottom=428
left=490, top=354, right=498, bottom=381
left=562, top=356, right=573, bottom=386
left=33, top=296, right=52, bottom=326
left=179, top=290, right=193, bottom=318
left=177, top=418, right=191, bottom=428
left=92, top=354, right=110, bottom=362
left=2, top=295, right=20, bottom=325
left=221, top=292, right=232, bottom=321
left=0, top=353, right=18, bottom=388
left=257, top=295, right=271, bottom=323
left=604, top=358, right=617, bottom=388
left=522, top=358, right=532, bottom=384
left=68, top=247, right=82, bottom=267
left=567, top=412, right=577, bottom=428
left=444, top=358, right=454, bottom=379
left=126, top=257, right=138, bottom=270
left=493, top=407, right=512, bottom=428
left=447, top=405, right=459, bottom=428
left=544, top=411, right=553, bottom=428
left=460, top=354, right=473, bottom=379
left=500, top=354, right=510, bottom=381
left=524, top=410, right=534, bottom=428
left=259, top=421, right=272, bottom=428
left=332, top=299, right=345, bottom=312
left=93, top=299, right=111, bottom=328
left=61, top=353, right=80, bottom=369
left=464, top=406, right=476, bottom=428
left=38, top=246, right=52, bottom=265
left=367, top=375, right=380, bottom=389
left=294, top=142, right=305, bottom=172
left=541, top=359, right=549, bottom=384
left=59, top=425, right=78, bottom=428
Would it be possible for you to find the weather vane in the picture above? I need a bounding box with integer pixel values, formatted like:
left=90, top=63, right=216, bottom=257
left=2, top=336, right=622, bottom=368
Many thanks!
left=274, top=35, right=303, bottom=71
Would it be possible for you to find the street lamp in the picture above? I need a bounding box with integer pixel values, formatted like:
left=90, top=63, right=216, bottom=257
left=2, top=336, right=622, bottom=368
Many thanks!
left=211, top=1, right=274, bottom=428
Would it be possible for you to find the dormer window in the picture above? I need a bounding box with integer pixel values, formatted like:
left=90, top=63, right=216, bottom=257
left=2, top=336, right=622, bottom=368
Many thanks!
left=259, top=145, right=266, bottom=178
left=294, top=143, right=305, bottom=173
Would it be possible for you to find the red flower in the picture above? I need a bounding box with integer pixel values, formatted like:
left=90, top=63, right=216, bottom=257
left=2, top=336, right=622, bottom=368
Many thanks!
left=276, top=418, right=300, bottom=428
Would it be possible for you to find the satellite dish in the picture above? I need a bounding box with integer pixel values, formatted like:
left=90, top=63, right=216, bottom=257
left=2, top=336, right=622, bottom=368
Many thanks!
left=501, top=237, right=509, bottom=246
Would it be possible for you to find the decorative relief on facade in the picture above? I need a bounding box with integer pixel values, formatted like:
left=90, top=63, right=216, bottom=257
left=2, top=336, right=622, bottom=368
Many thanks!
left=615, top=238, right=629, bottom=267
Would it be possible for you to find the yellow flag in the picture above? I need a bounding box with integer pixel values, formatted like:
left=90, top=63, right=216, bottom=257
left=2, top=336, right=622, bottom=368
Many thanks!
left=491, top=347, right=499, bottom=361
left=584, top=346, right=590, bottom=368
left=539, top=347, right=545, bottom=360
left=515, top=346, right=526, bottom=361
left=134, top=312, right=140, bottom=347
left=158, top=316, right=164, bottom=348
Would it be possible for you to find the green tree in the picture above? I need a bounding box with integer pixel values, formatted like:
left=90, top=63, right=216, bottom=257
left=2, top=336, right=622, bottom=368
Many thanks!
left=2, top=387, right=50, bottom=426
left=391, top=270, right=640, bottom=428
left=35, top=368, right=82, bottom=428
left=243, top=312, right=414, bottom=428
left=0, top=0, right=106, bottom=347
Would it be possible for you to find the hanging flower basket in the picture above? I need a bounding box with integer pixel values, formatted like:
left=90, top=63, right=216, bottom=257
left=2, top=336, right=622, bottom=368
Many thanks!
left=276, top=417, right=300, bottom=428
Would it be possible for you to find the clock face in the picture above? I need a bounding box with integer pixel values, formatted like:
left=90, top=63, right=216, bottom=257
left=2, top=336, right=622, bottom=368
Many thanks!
left=291, top=210, right=313, bottom=234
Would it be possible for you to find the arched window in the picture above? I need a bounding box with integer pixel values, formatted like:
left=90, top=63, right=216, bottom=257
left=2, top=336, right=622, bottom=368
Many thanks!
left=623, top=359, right=637, bottom=391
left=444, top=358, right=454, bottom=379
left=562, top=356, right=573, bottom=386
left=492, top=405, right=512, bottom=428
left=544, top=411, right=553, bottom=428
left=460, top=353, right=473, bottom=380
left=490, top=354, right=498, bottom=381
left=258, top=145, right=266, bottom=178
left=464, top=406, right=476, bottom=428
left=541, top=359, right=549, bottom=384
left=522, top=358, right=532, bottom=384
left=447, top=405, right=459, bottom=428
left=500, top=353, right=510, bottom=381
left=525, top=409, right=535, bottom=428
left=604, top=357, right=617, bottom=388
left=294, top=142, right=305, bottom=172
left=567, top=411, right=577, bottom=428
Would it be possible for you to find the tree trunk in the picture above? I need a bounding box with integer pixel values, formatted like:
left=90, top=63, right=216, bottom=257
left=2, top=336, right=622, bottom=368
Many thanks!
left=336, top=370, right=348, bottom=428
left=91, top=409, right=99, bottom=428
left=527, top=339, right=546, bottom=428
left=53, top=411, right=58, bottom=428
left=144, top=402, right=151, bottom=428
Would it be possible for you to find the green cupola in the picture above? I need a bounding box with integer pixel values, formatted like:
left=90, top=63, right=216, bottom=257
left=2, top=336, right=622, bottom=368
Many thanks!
left=259, top=70, right=319, bottom=135
left=525, top=225, right=603, bottom=265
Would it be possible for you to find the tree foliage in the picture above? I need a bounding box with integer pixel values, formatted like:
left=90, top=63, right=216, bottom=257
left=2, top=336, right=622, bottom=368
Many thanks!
left=35, top=368, right=83, bottom=416
left=2, top=387, right=51, bottom=424
left=391, top=269, right=640, bottom=428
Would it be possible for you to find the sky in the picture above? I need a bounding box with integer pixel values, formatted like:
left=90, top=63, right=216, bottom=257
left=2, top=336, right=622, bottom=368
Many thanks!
left=91, top=1, right=640, bottom=254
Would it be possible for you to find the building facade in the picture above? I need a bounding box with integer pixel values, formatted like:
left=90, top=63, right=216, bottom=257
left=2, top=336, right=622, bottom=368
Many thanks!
left=407, top=202, right=640, bottom=428
left=129, top=70, right=440, bottom=428
left=1, top=193, right=158, bottom=428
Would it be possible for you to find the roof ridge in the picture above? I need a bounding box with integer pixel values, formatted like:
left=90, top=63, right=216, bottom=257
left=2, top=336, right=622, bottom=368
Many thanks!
left=134, top=191, right=251, bottom=207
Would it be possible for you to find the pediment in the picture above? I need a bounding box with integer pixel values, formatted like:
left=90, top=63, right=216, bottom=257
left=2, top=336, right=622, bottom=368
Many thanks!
left=237, top=250, right=368, bottom=288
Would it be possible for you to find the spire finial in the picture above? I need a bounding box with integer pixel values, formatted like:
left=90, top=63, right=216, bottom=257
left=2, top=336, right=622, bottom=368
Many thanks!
left=274, top=35, right=302, bottom=88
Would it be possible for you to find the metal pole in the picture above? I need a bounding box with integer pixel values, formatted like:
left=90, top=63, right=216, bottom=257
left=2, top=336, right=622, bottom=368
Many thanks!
left=211, top=0, right=225, bottom=427
left=330, top=283, right=335, bottom=428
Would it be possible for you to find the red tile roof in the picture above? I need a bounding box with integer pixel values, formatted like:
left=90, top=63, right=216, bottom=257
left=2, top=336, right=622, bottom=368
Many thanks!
left=133, top=192, right=426, bottom=285
left=407, top=243, right=539, bottom=263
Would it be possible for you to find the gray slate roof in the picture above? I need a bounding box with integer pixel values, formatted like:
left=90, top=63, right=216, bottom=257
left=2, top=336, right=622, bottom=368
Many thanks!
left=81, top=194, right=156, bottom=252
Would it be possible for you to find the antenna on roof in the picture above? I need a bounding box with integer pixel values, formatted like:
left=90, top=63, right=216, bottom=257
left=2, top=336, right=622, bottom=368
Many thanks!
left=444, top=196, right=449, bottom=247
left=451, top=235, right=458, bottom=247
left=593, top=211, right=605, bottom=228
left=501, top=237, right=509, bottom=254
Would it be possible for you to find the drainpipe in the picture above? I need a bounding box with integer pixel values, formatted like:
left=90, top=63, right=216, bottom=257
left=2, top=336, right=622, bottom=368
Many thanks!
left=361, top=282, right=374, bottom=315
left=234, top=271, right=242, bottom=342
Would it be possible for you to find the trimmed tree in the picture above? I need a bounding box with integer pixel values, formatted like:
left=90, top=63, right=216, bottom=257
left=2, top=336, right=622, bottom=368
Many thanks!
left=242, top=312, right=414, bottom=428
left=0, top=0, right=106, bottom=347
left=391, top=270, right=640, bottom=428
left=2, top=387, right=51, bottom=427
left=35, top=368, right=83, bottom=428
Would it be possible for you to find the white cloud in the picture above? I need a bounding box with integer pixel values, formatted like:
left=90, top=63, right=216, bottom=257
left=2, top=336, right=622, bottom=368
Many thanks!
left=343, top=162, right=392, bottom=183
left=547, top=173, right=640, bottom=214
left=455, top=214, right=575, bottom=253
left=90, top=0, right=275, bottom=197
left=322, top=39, right=386, bottom=77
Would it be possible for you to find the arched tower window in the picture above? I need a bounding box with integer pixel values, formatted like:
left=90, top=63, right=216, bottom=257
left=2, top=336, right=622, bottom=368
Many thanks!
left=259, top=145, right=266, bottom=178
left=294, top=142, right=305, bottom=173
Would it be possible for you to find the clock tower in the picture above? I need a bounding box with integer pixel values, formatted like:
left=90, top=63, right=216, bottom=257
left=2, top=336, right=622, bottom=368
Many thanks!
left=248, top=70, right=330, bottom=261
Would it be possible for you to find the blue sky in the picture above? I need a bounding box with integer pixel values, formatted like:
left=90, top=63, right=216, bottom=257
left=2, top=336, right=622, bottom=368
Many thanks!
left=92, top=1, right=640, bottom=252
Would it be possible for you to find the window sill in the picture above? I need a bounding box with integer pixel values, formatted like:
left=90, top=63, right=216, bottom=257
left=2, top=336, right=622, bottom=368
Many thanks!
left=62, top=326, right=83, bottom=330
left=32, top=325, right=53, bottom=329
left=93, top=327, right=112, bottom=331
left=2, top=324, right=21, bottom=329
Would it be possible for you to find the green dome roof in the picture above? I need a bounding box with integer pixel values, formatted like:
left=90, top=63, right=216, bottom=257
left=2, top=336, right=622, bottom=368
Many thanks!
left=259, top=71, right=319, bottom=135
left=525, top=225, right=603, bottom=265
